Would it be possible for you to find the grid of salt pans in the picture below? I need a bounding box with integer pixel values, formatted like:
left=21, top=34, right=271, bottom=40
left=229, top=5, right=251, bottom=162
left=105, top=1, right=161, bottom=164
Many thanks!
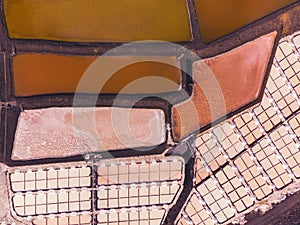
left=177, top=31, right=300, bottom=225
left=9, top=156, right=184, bottom=225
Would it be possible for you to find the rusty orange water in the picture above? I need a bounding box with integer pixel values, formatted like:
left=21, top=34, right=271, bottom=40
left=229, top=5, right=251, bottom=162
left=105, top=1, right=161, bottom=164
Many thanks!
left=13, top=55, right=182, bottom=96
left=195, top=0, right=296, bottom=42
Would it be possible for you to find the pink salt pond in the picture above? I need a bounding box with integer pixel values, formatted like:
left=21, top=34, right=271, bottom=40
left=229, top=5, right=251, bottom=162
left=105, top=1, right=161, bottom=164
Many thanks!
left=172, top=32, right=277, bottom=141
left=12, top=107, right=166, bottom=160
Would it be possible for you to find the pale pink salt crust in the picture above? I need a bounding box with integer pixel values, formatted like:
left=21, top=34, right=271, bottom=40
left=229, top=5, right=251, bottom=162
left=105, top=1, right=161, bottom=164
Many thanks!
left=12, top=107, right=166, bottom=160
left=172, top=32, right=277, bottom=141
